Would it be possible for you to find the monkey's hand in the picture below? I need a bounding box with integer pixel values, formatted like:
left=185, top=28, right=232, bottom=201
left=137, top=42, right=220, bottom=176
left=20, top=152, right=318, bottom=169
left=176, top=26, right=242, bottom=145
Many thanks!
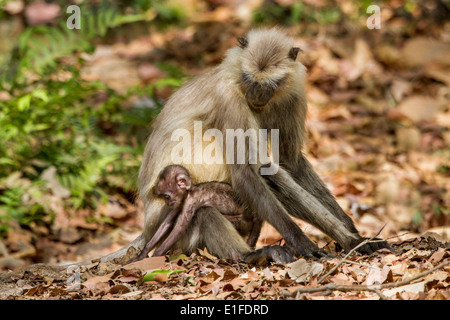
left=292, top=237, right=333, bottom=259
left=350, top=237, right=392, bottom=255
left=242, top=245, right=295, bottom=265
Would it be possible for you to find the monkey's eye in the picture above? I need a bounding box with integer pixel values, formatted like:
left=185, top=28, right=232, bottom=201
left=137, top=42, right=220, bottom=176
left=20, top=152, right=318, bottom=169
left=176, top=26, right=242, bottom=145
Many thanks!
left=164, top=195, right=171, bottom=202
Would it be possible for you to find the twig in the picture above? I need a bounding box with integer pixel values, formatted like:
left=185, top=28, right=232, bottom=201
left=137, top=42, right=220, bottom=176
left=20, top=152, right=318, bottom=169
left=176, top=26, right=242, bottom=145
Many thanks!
left=385, top=232, right=411, bottom=241
left=283, top=259, right=449, bottom=297
left=374, top=289, right=388, bottom=300
left=341, top=259, right=375, bottom=269
left=318, top=225, right=385, bottom=284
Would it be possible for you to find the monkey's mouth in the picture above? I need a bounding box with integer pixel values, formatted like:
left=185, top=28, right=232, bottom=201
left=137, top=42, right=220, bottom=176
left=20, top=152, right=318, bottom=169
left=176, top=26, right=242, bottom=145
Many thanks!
left=248, top=103, right=267, bottom=112
left=245, top=84, right=274, bottom=111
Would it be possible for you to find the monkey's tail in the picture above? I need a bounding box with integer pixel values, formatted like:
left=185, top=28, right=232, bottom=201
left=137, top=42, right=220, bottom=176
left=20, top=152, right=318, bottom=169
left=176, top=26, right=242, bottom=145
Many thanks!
left=55, top=232, right=147, bottom=271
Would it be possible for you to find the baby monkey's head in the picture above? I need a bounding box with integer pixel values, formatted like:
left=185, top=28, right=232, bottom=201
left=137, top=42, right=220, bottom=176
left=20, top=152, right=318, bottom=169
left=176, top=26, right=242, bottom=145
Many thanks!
left=154, top=165, right=192, bottom=208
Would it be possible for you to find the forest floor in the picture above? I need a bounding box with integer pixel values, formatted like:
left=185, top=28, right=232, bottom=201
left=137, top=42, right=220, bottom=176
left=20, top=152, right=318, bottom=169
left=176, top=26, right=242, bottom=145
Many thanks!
left=0, top=233, right=449, bottom=300
left=0, top=0, right=449, bottom=300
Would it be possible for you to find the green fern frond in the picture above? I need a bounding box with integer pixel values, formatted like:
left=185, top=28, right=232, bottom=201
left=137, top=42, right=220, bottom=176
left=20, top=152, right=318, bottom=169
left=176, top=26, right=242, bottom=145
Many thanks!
left=13, top=3, right=150, bottom=78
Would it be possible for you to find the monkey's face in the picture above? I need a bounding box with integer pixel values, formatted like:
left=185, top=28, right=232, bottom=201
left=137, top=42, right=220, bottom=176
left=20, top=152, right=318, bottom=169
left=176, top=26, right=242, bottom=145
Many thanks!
left=155, top=181, right=185, bottom=208
left=237, top=30, right=301, bottom=111
left=241, top=74, right=276, bottom=111
left=154, top=170, right=191, bottom=208
left=164, top=191, right=184, bottom=208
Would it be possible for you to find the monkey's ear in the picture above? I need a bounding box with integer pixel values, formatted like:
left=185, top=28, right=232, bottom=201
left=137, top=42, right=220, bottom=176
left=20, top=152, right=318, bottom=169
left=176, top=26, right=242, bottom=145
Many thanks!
left=176, top=174, right=191, bottom=190
left=237, top=37, right=248, bottom=49
left=288, top=47, right=301, bottom=61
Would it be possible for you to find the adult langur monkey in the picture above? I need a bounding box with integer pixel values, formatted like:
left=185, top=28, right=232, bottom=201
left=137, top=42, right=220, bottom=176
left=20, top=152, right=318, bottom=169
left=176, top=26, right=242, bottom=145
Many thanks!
left=77, top=28, right=390, bottom=265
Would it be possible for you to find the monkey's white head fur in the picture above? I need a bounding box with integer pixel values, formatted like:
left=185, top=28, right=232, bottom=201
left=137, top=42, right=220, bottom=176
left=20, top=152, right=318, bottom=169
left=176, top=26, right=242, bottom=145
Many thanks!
left=242, top=29, right=295, bottom=82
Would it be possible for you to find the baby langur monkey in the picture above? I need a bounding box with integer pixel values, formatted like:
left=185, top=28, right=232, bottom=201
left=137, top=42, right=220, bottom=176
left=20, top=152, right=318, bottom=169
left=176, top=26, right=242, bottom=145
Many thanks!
left=132, top=165, right=263, bottom=261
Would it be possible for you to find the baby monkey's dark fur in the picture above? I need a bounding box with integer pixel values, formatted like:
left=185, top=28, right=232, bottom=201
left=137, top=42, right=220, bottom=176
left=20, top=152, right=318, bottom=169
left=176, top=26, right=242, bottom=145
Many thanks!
left=131, top=165, right=263, bottom=262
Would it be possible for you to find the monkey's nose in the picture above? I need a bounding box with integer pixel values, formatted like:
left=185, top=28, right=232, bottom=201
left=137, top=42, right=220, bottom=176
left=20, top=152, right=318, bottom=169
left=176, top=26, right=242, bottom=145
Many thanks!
left=245, top=83, right=274, bottom=109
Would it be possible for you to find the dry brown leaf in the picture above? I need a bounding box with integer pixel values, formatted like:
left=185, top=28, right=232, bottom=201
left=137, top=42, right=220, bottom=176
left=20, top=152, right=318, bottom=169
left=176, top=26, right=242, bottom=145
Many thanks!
left=83, top=273, right=113, bottom=291
left=222, top=269, right=238, bottom=281
left=402, top=248, right=432, bottom=261
left=2, top=0, right=24, bottom=14
left=109, top=284, right=131, bottom=294
left=375, top=177, right=400, bottom=204
left=401, top=37, right=450, bottom=68
left=396, top=127, right=421, bottom=152
left=383, top=281, right=425, bottom=297
left=365, top=265, right=393, bottom=286
left=424, top=271, right=449, bottom=285
left=350, top=39, right=382, bottom=79
left=40, top=166, right=70, bottom=198
left=228, top=278, right=248, bottom=290
left=330, top=273, right=353, bottom=286
left=383, top=254, right=400, bottom=265
left=427, top=289, right=450, bottom=300
left=287, top=259, right=324, bottom=284
left=123, top=256, right=166, bottom=273
left=138, top=63, right=165, bottom=83
left=427, top=248, right=447, bottom=265
left=390, top=79, right=412, bottom=102
left=397, top=96, right=440, bottom=123
left=24, top=1, right=60, bottom=26
left=427, top=227, right=450, bottom=242
left=424, top=65, right=450, bottom=87
left=58, top=227, right=82, bottom=244
left=202, top=270, right=222, bottom=284
left=99, top=201, right=128, bottom=220
left=243, top=280, right=261, bottom=293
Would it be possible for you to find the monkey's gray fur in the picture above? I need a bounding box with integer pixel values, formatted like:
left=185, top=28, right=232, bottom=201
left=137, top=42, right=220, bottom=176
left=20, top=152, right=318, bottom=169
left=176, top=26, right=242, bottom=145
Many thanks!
left=62, top=28, right=389, bottom=267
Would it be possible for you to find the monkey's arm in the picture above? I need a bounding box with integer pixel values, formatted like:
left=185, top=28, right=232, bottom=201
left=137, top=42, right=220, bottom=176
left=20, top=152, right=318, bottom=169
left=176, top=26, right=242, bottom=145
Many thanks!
left=153, top=199, right=198, bottom=257
left=281, top=156, right=391, bottom=253
left=231, top=164, right=329, bottom=258
left=130, top=207, right=180, bottom=262
left=245, top=217, right=262, bottom=249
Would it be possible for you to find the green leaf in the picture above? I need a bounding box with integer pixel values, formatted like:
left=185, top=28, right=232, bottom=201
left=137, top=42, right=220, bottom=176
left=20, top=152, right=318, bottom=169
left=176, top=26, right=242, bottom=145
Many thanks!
left=169, top=253, right=188, bottom=261
left=31, top=89, right=49, bottom=102
left=142, top=269, right=184, bottom=282
left=17, top=94, right=31, bottom=111
left=0, top=158, right=15, bottom=165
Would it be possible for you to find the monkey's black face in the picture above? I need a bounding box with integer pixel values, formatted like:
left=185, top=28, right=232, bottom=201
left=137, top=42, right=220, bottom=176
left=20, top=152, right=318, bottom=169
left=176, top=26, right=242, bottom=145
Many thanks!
left=237, top=33, right=300, bottom=111
left=240, top=73, right=278, bottom=111
left=245, top=82, right=275, bottom=110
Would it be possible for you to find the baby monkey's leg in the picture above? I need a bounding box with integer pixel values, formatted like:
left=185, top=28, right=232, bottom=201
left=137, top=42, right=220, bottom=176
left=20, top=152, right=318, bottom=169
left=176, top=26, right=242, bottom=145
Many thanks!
left=130, top=208, right=180, bottom=262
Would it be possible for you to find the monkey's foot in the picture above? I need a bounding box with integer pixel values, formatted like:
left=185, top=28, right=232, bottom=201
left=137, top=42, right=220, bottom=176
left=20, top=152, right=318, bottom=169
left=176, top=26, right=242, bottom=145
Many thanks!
left=350, top=237, right=392, bottom=255
left=243, top=245, right=295, bottom=265
left=289, top=238, right=333, bottom=259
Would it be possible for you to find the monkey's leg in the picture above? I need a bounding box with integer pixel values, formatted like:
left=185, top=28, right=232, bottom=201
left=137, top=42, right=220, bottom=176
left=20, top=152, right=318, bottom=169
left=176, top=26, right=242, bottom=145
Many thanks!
left=245, top=218, right=262, bottom=249
left=172, top=207, right=294, bottom=264
left=130, top=207, right=180, bottom=262
left=232, top=165, right=329, bottom=259
left=278, top=156, right=390, bottom=253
